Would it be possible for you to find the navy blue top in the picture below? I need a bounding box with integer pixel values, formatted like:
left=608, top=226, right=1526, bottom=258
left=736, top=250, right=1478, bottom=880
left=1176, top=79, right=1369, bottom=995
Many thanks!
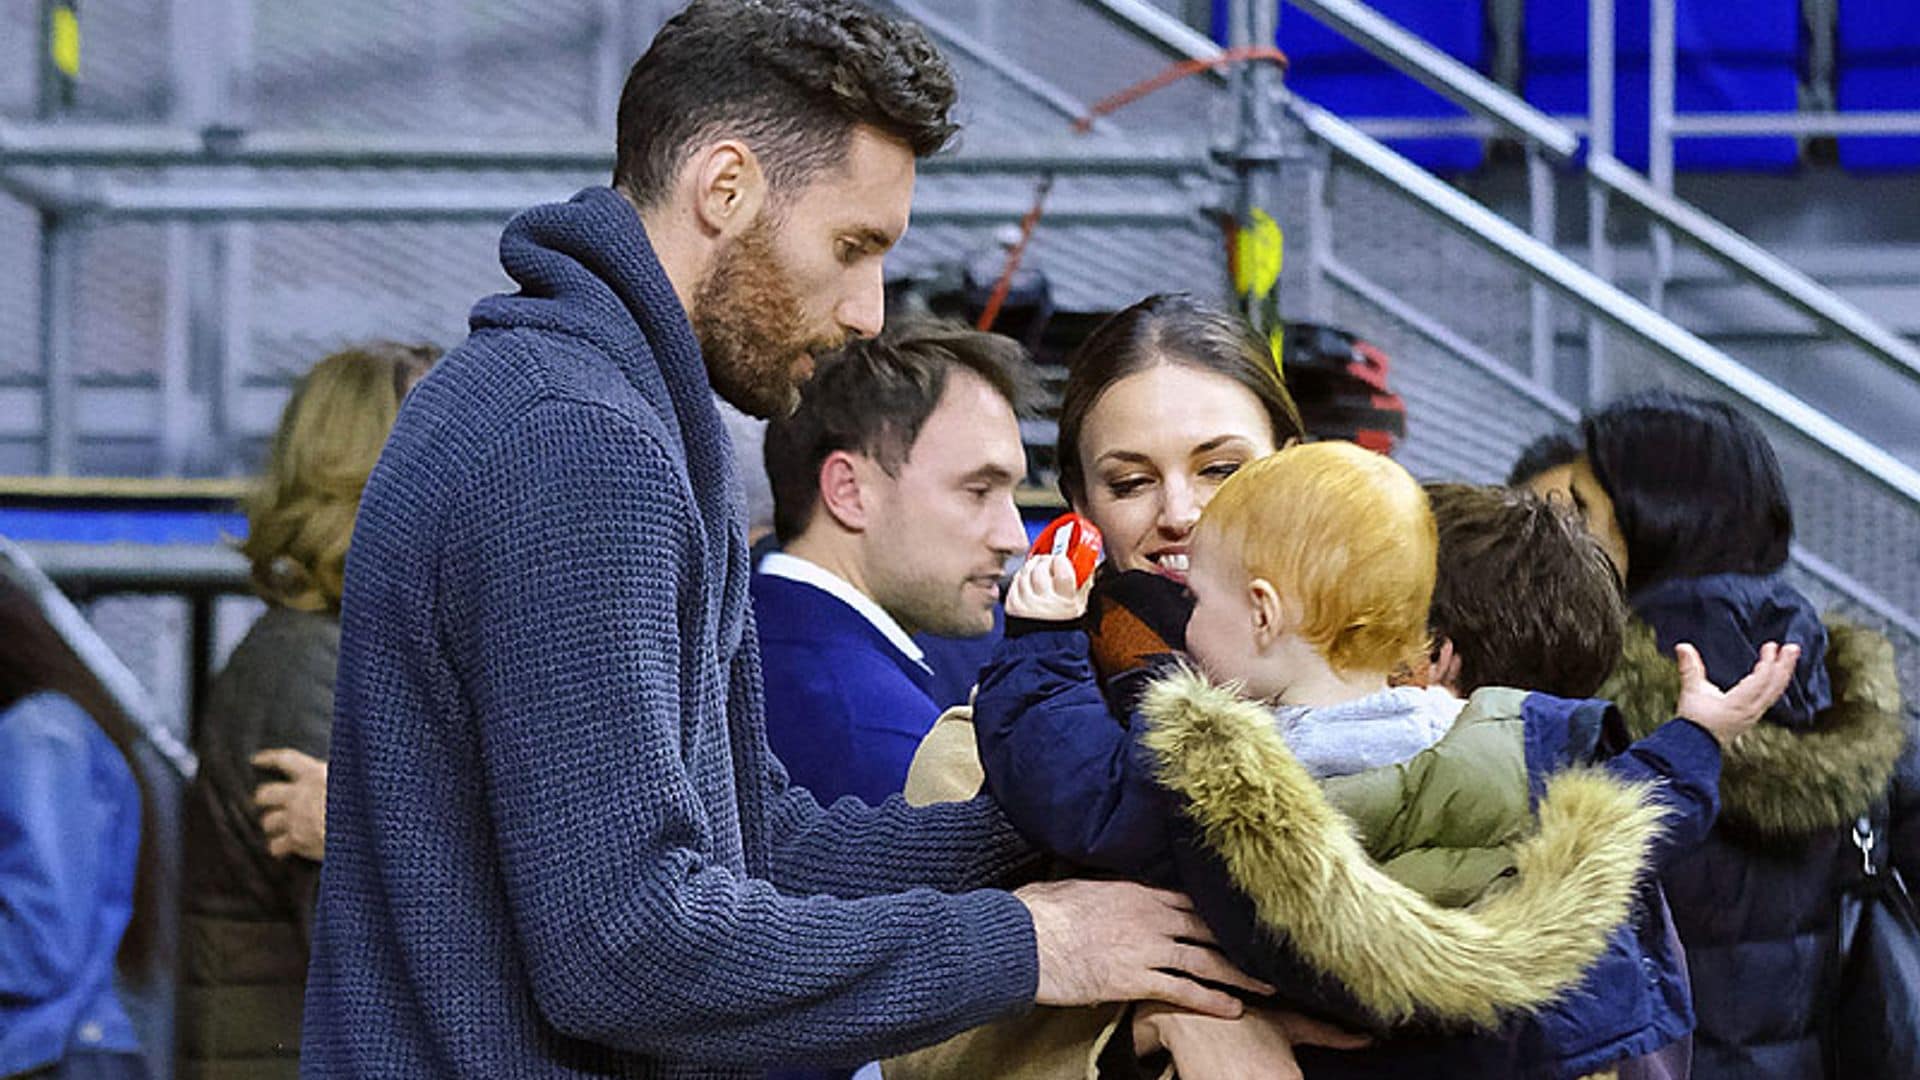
left=301, top=187, right=1037, bottom=1079
left=1633, top=571, right=1831, bottom=728
left=753, top=572, right=941, bottom=807
left=0, top=692, right=141, bottom=1076
left=917, top=607, right=1004, bottom=711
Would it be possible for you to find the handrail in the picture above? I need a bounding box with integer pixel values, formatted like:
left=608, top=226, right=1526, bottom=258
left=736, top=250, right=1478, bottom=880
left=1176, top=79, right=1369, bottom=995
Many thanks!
left=1288, top=93, right=1920, bottom=510
left=0, top=119, right=1204, bottom=175
left=1079, top=0, right=1920, bottom=513
left=1277, top=0, right=1920, bottom=386
left=887, top=0, right=1119, bottom=134
left=1285, top=0, right=1578, bottom=158
left=0, top=538, right=197, bottom=781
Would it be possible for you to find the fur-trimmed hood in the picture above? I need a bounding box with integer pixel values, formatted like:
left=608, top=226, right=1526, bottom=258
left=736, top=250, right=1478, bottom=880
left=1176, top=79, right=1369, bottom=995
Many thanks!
left=1137, top=668, right=1665, bottom=1028
left=1602, top=616, right=1907, bottom=837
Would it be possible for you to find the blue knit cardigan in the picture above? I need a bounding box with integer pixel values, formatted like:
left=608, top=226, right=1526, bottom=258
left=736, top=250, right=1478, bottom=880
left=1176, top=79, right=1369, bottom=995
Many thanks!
left=301, top=188, right=1038, bottom=1078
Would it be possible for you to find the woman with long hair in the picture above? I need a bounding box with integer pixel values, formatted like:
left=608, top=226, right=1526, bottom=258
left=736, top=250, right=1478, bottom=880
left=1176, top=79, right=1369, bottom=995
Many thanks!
left=887, top=294, right=1359, bottom=1079
left=1567, top=390, right=1918, bottom=1079
left=175, top=342, right=435, bottom=1080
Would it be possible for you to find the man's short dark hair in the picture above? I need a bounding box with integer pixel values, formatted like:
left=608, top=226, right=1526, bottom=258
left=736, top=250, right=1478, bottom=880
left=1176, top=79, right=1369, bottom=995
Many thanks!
left=1507, top=429, right=1582, bottom=487
left=765, top=319, right=1037, bottom=544
left=1425, top=483, right=1626, bottom=699
left=615, top=0, right=958, bottom=208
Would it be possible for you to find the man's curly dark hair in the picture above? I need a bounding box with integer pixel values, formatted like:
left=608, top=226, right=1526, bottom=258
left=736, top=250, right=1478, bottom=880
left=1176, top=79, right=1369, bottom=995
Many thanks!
left=615, top=0, right=958, bottom=207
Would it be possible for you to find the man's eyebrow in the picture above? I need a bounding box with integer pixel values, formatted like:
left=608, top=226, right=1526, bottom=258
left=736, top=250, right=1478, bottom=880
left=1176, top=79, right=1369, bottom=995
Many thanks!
left=845, top=226, right=897, bottom=253
left=962, top=464, right=1020, bottom=484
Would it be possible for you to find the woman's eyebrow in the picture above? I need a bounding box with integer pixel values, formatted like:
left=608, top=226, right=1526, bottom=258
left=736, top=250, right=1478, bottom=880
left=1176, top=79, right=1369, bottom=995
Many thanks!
left=1193, top=435, right=1254, bottom=454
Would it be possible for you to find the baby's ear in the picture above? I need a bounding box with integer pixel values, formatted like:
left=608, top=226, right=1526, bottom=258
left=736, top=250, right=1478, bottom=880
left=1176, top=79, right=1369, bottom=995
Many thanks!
left=1247, top=577, right=1284, bottom=645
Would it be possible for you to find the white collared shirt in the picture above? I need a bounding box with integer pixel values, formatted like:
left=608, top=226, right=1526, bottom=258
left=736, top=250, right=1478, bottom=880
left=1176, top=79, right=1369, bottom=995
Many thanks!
left=757, top=551, right=930, bottom=672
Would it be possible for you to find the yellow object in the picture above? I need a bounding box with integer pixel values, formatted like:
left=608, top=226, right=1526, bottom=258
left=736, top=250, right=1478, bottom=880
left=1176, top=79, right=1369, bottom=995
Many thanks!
left=50, top=5, right=81, bottom=79
left=1234, top=208, right=1284, bottom=297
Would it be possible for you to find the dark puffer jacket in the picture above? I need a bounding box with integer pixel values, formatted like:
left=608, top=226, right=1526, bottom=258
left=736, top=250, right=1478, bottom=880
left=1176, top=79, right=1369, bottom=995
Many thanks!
left=176, top=606, right=338, bottom=1080
left=1601, top=574, right=1918, bottom=1080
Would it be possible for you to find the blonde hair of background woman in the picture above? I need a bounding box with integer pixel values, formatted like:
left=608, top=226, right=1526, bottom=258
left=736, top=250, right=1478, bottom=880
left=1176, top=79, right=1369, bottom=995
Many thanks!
left=241, top=342, right=438, bottom=611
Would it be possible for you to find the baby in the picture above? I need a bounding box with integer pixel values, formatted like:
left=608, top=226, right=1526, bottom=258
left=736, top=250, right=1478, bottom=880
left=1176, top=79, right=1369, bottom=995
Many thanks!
left=976, top=441, right=1798, bottom=1077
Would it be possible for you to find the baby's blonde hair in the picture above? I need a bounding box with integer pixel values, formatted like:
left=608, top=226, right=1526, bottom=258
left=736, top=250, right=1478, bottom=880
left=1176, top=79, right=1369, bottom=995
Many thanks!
left=1197, top=441, right=1436, bottom=676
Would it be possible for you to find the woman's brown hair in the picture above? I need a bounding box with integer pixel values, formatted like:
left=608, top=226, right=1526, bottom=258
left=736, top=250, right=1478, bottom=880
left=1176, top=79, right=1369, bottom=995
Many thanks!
left=241, top=342, right=438, bottom=611
left=1055, top=293, right=1305, bottom=508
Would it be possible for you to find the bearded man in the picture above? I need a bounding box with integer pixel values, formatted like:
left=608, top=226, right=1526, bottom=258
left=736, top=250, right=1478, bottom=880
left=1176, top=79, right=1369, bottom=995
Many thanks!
left=300, top=3, right=1266, bottom=1078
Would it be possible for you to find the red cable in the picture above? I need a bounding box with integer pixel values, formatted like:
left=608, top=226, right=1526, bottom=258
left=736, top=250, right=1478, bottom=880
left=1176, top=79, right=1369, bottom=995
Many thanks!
left=976, top=43, right=1290, bottom=332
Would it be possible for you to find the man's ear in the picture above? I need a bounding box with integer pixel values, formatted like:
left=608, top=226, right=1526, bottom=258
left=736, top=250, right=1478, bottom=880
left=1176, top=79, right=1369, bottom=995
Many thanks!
left=688, top=139, right=768, bottom=239
left=815, top=451, right=871, bottom=533
left=1247, top=576, right=1285, bottom=650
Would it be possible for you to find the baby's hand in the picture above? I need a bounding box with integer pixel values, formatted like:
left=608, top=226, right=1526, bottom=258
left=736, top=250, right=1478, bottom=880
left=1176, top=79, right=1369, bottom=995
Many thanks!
left=1675, top=641, right=1802, bottom=747
left=1006, top=553, right=1092, bottom=622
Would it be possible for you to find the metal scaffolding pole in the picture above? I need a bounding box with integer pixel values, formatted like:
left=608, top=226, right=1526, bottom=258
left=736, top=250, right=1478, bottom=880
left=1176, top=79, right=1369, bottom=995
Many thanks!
left=1226, top=0, right=1285, bottom=327
left=1648, top=0, right=1676, bottom=313
left=37, top=213, right=76, bottom=475
left=1586, top=0, right=1615, bottom=406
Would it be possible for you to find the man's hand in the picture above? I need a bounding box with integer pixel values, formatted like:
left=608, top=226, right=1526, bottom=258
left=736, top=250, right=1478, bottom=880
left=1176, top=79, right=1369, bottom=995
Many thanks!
left=1005, top=554, right=1092, bottom=623
left=252, top=748, right=328, bottom=861
left=1674, top=640, right=1802, bottom=748
left=1132, top=1003, right=1371, bottom=1080
left=1014, top=879, right=1273, bottom=1018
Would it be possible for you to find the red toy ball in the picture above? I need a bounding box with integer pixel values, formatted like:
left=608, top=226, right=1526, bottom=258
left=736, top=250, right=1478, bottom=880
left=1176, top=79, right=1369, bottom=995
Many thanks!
left=1029, top=512, right=1104, bottom=587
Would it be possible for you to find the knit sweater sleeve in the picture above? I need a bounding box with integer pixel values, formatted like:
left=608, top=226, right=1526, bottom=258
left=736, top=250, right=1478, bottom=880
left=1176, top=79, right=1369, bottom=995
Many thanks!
left=759, top=764, right=1039, bottom=898
left=441, top=399, right=1037, bottom=1065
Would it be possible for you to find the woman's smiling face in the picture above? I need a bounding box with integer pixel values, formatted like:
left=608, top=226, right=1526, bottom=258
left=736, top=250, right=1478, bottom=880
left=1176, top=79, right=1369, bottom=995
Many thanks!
left=1072, top=363, right=1279, bottom=585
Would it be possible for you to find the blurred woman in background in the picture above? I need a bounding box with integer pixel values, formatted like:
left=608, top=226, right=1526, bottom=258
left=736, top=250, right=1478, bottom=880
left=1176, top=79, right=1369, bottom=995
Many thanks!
left=175, top=342, right=436, bottom=1080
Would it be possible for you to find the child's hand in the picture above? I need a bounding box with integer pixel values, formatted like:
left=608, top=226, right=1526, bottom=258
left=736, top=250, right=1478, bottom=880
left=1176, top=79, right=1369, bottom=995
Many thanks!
left=1675, top=640, right=1802, bottom=747
left=1006, top=553, right=1092, bottom=622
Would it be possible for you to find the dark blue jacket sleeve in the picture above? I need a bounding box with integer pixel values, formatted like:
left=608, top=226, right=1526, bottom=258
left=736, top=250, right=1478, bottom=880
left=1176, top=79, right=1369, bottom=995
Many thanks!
left=1603, top=718, right=1722, bottom=868
left=973, top=628, right=1179, bottom=883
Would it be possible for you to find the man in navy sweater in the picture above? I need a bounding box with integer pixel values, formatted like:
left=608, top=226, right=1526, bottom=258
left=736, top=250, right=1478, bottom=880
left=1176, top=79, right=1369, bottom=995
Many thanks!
left=756, top=322, right=1031, bottom=808
left=301, top=2, right=1268, bottom=1077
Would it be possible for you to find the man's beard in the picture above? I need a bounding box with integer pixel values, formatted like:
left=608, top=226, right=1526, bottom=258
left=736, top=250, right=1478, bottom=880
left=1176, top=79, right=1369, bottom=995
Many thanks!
left=692, top=217, right=846, bottom=420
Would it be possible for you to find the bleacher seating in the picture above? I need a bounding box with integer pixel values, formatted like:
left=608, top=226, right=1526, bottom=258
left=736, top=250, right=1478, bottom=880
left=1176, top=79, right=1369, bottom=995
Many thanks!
left=1837, top=0, right=1920, bottom=169
left=1239, top=1, right=1490, bottom=172
left=1525, top=0, right=1799, bottom=171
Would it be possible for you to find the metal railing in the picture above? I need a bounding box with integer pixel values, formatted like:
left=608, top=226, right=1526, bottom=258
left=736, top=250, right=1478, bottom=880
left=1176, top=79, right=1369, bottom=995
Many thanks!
left=1287, top=0, right=1920, bottom=387
left=1090, top=0, right=1920, bottom=642
left=1104, top=0, right=1920, bottom=390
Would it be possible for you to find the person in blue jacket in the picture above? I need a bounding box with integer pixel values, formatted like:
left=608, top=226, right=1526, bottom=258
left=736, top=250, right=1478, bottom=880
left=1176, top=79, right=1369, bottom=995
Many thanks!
left=980, top=443, right=1801, bottom=1079
left=1, top=583, right=152, bottom=1079
left=1564, top=391, right=1920, bottom=1079
left=756, top=318, right=1034, bottom=808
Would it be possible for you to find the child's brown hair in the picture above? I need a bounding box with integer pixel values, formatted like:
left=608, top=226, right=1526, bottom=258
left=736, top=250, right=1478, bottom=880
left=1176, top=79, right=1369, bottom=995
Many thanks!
left=1425, top=483, right=1626, bottom=697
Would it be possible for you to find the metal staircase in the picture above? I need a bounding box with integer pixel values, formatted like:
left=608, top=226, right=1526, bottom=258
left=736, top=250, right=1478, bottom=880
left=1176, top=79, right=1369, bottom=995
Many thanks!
left=1034, top=0, right=1920, bottom=685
